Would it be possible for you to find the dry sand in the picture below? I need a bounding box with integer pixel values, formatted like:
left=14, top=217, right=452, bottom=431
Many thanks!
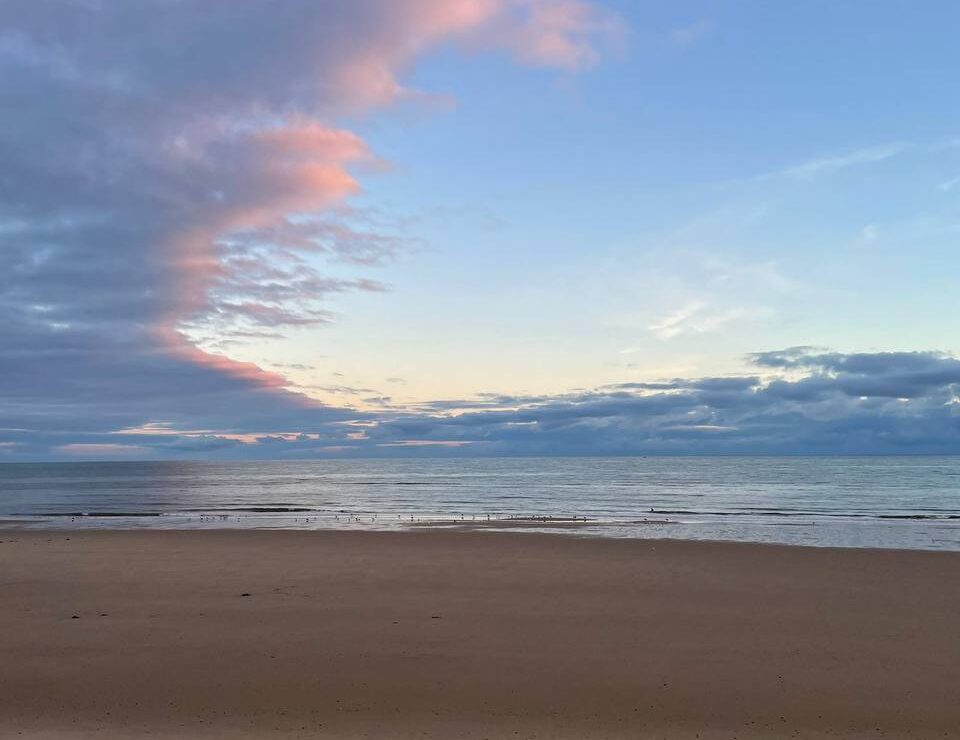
left=1, top=529, right=958, bottom=739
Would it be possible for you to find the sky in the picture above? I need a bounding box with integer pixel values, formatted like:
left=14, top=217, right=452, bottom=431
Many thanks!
left=2, top=0, right=960, bottom=460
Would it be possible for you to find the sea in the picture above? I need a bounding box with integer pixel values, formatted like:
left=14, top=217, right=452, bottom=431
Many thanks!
left=1, top=456, right=959, bottom=551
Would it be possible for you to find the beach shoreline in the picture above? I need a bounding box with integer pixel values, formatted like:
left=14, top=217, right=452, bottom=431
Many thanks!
left=2, top=529, right=958, bottom=738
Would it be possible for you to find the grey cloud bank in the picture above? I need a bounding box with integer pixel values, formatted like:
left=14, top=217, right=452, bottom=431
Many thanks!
left=4, top=349, right=959, bottom=460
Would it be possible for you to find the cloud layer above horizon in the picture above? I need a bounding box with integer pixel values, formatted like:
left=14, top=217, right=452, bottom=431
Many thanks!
left=2, top=2, right=958, bottom=460
left=5, top=346, right=960, bottom=459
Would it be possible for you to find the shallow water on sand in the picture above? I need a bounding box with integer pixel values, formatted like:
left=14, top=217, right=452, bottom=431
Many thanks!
left=1, top=456, right=959, bottom=550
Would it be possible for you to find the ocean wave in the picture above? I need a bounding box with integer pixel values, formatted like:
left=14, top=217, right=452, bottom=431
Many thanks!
left=22, top=512, right=165, bottom=517
left=182, top=507, right=321, bottom=513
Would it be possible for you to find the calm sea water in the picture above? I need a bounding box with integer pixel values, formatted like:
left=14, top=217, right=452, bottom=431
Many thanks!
left=1, top=457, right=959, bottom=550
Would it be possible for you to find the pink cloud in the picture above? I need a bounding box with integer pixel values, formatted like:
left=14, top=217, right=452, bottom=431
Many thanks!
left=2, top=0, right=621, bottom=409
left=499, top=0, right=625, bottom=70
left=140, top=1, right=621, bottom=393
left=157, top=121, right=373, bottom=346
left=172, top=342, right=293, bottom=389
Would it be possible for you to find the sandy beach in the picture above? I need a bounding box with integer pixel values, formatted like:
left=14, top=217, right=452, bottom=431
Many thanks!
left=1, top=530, right=958, bottom=739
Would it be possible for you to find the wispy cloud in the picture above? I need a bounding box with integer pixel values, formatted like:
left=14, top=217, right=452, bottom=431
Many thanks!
left=938, top=175, right=960, bottom=192
left=759, top=142, right=910, bottom=181
left=647, top=302, right=757, bottom=340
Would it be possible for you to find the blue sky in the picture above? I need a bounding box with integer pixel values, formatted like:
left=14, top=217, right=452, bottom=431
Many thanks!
left=2, top=1, right=959, bottom=459
left=253, top=0, right=960, bottom=403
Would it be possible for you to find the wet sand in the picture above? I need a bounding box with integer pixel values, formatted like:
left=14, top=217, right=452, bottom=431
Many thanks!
left=1, top=529, right=958, bottom=739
